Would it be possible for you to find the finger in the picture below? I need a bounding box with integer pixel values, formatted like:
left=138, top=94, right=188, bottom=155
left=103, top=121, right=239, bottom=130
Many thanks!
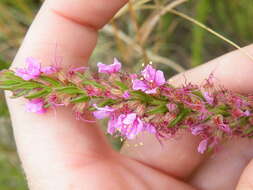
left=7, top=0, right=127, bottom=187
left=189, top=138, right=253, bottom=190
left=12, top=0, right=128, bottom=67
left=121, top=44, right=253, bottom=179
left=236, top=158, right=253, bottom=190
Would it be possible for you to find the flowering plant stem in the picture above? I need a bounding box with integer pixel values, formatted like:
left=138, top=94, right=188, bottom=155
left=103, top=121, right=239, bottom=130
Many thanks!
left=1, top=57, right=253, bottom=153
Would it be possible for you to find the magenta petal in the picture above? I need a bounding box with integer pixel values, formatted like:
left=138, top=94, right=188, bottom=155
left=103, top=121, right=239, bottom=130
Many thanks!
left=203, top=91, right=214, bottom=105
left=92, top=104, right=114, bottom=119
left=122, top=91, right=130, bottom=99
left=219, top=124, right=231, bottom=133
left=145, top=124, right=156, bottom=134
left=166, top=103, right=177, bottom=112
left=191, top=125, right=204, bottom=135
left=123, top=113, right=136, bottom=125
left=15, top=57, right=41, bottom=80
left=141, top=65, right=156, bottom=82
left=130, top=74, right=137, bottom=80
left=198, top=139, right=208, bottom=154
left=97, top=58, right=121, bottom=74
left=97, top=63, right=108, bottom=73
left=244, top=110, right=250, bottom=116
left=155, top=70, right=165, bottom=86
left=132, top=79, right=148, bottom=91
left=107, top=117, right=117, bottom=135
left=145, top=88, right=157, bottom=94
left=128, top=119, right=144, bottom=139
left=112, top=58, right=122, bottom=72
left=15, top=69, right=33, bottom=81
left=26, top=57, right=41, bottom=76
left=116, top=114, right=125, bottom=126
left=26, top=99, right=46, bottom=114
left=135, top=118, right=144, bottom=134
left=93, top=110, right=110, bottom=119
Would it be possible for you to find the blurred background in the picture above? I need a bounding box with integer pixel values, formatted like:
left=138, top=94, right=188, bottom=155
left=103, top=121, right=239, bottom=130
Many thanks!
left=0, top=0, right=252, bottom=189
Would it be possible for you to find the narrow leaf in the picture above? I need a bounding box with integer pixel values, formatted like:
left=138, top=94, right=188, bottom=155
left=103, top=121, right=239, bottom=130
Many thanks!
left=26, top=88, right=51, bottom=99
left=244, top=126, right=253, bottom=135
left=146, top=105, right=168, bottom=115
left=83, top=80, right=105, bottom=89
left=88, top=99, right=117, bottom=111
left=114, top=80, right=128, bottom=91
left=70, top=95, right=90, bottom=103
left=11, top=89, right=30, bottom=98
left=131, top=90, right=153, bottom=102
left=56, top=86, right=84, bottom=94
left=169, top=108, right=190, bottom=127
left=40, top=76, right=61, bottom=86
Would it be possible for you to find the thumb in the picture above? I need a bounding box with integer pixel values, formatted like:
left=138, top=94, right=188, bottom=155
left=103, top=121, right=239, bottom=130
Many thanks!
left=236, top=159, right=253, bottom=190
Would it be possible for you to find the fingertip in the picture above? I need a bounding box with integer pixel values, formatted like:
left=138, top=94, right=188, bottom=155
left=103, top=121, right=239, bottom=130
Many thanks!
left=169, top=44, right=253, bottom=93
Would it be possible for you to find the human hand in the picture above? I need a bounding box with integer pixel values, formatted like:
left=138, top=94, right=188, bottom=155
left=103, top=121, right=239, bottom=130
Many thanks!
left=6, top=0, right=253, bottom=189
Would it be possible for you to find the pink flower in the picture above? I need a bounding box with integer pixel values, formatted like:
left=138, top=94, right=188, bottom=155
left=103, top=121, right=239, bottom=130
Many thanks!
left=203, top=91, right=214, bottom=105
left=112, top=113, right=144, bottom=139
left=122, top=91, right=130, bottom=99
left=130, top=74, right=137, bottom=80
left=198, top=139, right=208, bottom=154
left=244, top=110, right=251, bottom=116
left=97, top=58, right=121, bottom=74
left=219, top=123, right=231, bottom=133
left=15, top=57, right=41, bottom=80
left=144, top=123, right=156, bottom=134
left=231, top=108, right=251, bottom=118
left=166, top=103, right=177, bottom=112
left=141, top=65, right=165, bottom=85
left=107, top=116, right=117, bottom=135
left=132, top=65, right=165, bottom=94
left=191, top=124, right=205, bottom=135
left=26, top=98, right=46, bottom=114
left=213, top=115, right=231, bottom=133
left=92, top=104, right=114, bottom=119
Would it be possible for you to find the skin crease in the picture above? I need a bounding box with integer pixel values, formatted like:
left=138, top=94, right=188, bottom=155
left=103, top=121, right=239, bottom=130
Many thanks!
left=5, top=0, right=253, bottom=189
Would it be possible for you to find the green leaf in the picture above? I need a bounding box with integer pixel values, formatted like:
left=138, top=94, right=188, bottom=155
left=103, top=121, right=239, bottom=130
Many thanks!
left=150, top=98, right=167, bottom=105
left=11, top=89, right=30, bottom=98
left=192, top=90, right=204, bottom=100
left=88, top=99, right=117, bottom=111
left=39, top=76, right=61, bottom=86
left=99, top=99, right=117, bottom=106
left=0, top=81, right=41, bottom=90
left=70, top=95, right=90, bottom=103
left=0, top=85, right=16, bottom=90
left=1, top=80, right=20, bottom=86
left=244, top=126, right=253, bottom=134
left=56, top=86, right=84, bottom=94
left=146, top=105, right=168, bottom=115
left=0, top=80, right=22, bottom=90
left=15, top=82, right=42, bottom=90
left=210, top=104, right=230, bottom=116
left=169, top=107, right=190, bottom=127
left=25, top=88, right=51, bottom=99
left=114, top=81, right=128, bottom=91
left=0, top=70, right=23, bottom=81
left=130, top=90, right=153, bottom=102
left=83, top=80, right=105, bottom=89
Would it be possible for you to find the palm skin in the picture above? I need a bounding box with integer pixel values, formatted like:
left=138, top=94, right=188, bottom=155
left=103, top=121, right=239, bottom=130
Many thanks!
left=6, top=0, right=253, bottom=189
